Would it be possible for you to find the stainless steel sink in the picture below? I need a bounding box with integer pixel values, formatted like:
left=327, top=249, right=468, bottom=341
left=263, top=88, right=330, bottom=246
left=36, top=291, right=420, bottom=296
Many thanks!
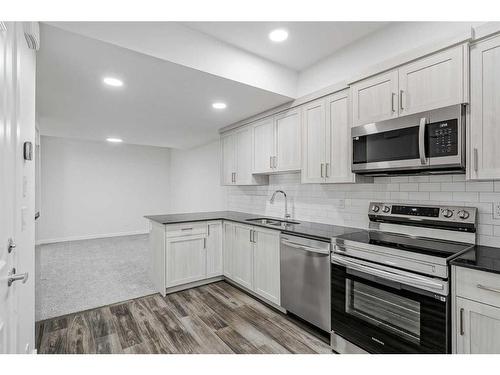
left=245, top=218, right=300, bottom=227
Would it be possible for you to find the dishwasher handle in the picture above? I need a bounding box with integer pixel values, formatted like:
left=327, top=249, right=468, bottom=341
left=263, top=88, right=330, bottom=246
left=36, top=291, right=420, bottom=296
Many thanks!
left=281, top=239, right=330, bottom=255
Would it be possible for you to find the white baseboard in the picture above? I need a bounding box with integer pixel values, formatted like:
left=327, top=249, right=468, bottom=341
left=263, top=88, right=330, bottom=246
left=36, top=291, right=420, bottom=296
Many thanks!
left=35, top=230, right=149, bottom=245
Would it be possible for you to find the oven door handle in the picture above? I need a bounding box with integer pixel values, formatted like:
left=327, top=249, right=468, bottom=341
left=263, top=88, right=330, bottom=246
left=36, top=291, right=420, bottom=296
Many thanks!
left=281, top=239, right=330, bottom=255
left=331, top=254, right=444, bottom=291
left=419, top=117, right=427, bottom=165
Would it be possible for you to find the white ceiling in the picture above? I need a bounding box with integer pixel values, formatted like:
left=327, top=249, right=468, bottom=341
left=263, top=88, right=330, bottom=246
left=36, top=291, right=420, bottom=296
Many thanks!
left=184, top=22, right=389, bottom=71
left=37, top=24, right=292, bottom=149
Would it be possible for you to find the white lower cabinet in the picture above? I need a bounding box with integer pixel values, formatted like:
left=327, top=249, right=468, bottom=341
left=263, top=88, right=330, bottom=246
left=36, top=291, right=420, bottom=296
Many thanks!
left=253, top=227, right=281, bottom=305
left=453, top=266, right=500, bottom=353
left=206, top=221, right=223, bottom=278
left=232, top=224, right=254, bottom=290
left=166, top=234, right=207, bottom=288
left=223, top=221, right=234, bottom=278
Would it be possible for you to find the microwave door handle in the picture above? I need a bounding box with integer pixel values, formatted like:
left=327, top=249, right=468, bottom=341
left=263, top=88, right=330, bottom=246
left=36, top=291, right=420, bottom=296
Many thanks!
left=331, top=255, right=443, bottom=290
left=419, top=117, right=427, bottom=165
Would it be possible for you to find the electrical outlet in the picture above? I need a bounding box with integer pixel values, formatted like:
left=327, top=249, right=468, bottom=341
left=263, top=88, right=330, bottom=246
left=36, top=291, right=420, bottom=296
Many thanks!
left=494, top=202, right=500, bottom=220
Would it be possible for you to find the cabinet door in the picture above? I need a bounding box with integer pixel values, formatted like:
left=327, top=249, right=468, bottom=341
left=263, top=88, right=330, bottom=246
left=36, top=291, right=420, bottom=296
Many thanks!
left=253, top=228, right=280, bottom=305
left=206, top=222, right=223, bottom=278
left=301, top=99, right=326, bottom=184
left=326, top=90, right=355, bottom=183
left=235, top=127, right=254, bottom=185
left=469, top=35, right=500, bottom=180
left=223, top=222, right=234, bottom=279
left=274, top=108, right=301, bottom=172
left=232, top=224, right=254, bottom=290
left=399, top=45, right=465, bottom=116
left=221, top=134, right=235, bottom=185
left=351, top=69, right=399, bottom=126
left=455, top=297, right=500, bottom=354
left=166, top=235, right=206, bottom=288
left=253, top=117, right=275, bottom=174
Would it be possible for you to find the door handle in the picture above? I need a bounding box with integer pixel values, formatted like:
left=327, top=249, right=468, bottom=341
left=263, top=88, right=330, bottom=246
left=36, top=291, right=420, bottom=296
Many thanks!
left=320, top=163, right=324, bottom=178
left=7, top=268, right=29, bottom=287
left=459, top=308, right=464, bottom=336
left=203, top=238, right=207, bottom=249
left=400, top=90, right=404, bottom=110
left=273, top=156, right=277, bottom=169
left=419, top=117, right=427, bottom=165
left=474, top=148, right=478, bottom=172
left=391, top=92, right=396, bottom=112
left=477, top=284, right=500, bottom=294
left=8, top=238, right=16, bottom=253
left=325, top=163, right=330, bottom=178
left=270, top=156, right=273, bottom=169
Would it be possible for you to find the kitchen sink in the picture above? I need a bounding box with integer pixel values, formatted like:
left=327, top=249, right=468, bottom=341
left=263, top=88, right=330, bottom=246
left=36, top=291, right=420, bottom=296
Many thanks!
left=245, top=218, right=300, bottom=227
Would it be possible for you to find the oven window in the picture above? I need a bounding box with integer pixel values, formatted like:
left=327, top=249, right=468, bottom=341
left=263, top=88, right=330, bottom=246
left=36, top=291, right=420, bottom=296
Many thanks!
left=346, top=280, right=421, bottom=344
left=353, top=126, right=420, bottom=164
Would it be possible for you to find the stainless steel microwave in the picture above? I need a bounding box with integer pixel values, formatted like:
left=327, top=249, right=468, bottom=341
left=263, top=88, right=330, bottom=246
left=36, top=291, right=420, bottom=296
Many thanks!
left=351, top=104, right=466, bottom=175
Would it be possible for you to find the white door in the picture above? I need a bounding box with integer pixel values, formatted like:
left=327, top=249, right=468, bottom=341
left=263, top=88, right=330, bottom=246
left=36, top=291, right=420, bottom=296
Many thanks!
left=301, top=99, right=326, bottom=184
left=253, top=117, right=275, bottom=174
left=456, top=297, right=500, bottom=354
left=0, top=22, right=36, bottom=354
left=274, top=108, right=301, bottom=172
left=206, top=222, right=223, bottom=278
left=166, top=235, right=207, bottom=288
left=469, top=34, right=500, bottom=180
left=223, top=222, right=234, bottom=279
left=326, top=90, right=355, bottom=183
left=235, top=127, right=254, bottom=185
left=221, top=133, right=235, bottom=185
left=232, top=224, right=254, bottom=290
left=252, top=228, right=280, bottom=305
left=351, top=69, right=399, bottom=126
left=399, top=45, right=465, bottom=116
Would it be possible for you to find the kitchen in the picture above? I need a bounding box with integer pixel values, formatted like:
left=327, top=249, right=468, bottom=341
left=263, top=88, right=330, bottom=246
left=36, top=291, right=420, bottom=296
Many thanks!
left=2, top=3, right=500, bottom=371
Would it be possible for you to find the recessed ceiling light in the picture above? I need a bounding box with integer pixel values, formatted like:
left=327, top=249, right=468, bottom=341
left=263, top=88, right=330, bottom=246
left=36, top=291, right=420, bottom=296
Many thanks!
left=106, top=138, right=123, bottom=143
left=212, top=102, right=227, bottom=110
left=103, top=77, right=124, bottom=87
left=269, top=29, right=288, bottom=42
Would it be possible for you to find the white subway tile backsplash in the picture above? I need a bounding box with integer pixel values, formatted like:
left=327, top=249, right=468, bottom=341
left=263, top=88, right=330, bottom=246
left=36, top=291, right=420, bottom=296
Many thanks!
left=227, top=173, right=500, bottom=247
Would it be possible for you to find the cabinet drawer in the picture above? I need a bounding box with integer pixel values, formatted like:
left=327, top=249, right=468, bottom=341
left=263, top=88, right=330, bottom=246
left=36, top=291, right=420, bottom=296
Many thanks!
left=455, top=267, right=500, bottom=307
left=166, top=222, right=208, bottom=238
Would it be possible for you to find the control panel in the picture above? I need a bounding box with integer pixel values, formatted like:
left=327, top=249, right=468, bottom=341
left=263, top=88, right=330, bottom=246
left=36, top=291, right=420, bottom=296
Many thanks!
left=427, top=119, right=458, bottom=157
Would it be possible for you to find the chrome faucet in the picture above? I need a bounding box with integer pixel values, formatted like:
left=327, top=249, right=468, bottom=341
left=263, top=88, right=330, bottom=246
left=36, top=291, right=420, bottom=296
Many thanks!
left=270, top=190, right=290, bottom=220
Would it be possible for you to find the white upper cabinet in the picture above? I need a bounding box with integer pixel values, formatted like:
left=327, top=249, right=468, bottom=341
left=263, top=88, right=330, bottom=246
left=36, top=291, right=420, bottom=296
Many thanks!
left=399, top=45, right=466, bottom=116
left=469, top=34, right=500, bottom=180
left=220, top=128, right=268, bottom=186
left=326, top=90, right=356, bottom=183
left=253, top=227, right=280, bottom=305
left=301, top=90, right=355, bottom=184
left=274, top=108, right=302, bottom=172
left=351, top=70, right=399, bottom=126
left=206, top=221, right=223, bottom=278
left=351, top=44, right=468, bottom=127
left=253, top=117, right=275, bottom=174
left=301, top=99, right=327, bottom=183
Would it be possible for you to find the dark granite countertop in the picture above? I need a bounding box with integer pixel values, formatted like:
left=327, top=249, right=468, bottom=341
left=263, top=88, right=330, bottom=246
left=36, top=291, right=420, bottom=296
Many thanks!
left=451, top=245, right=500, bottom=275
left=145, top=211, right=362, bottom=241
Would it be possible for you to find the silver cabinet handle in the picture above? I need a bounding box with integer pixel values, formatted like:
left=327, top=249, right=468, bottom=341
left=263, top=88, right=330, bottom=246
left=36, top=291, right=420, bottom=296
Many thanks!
left=253, top=230, right=257, bottom=243
left=391, top=92, right=396, bottom=112
left=477, top=284, right=500, bottom=294
left=400, top=90, right=404, bottom=110
left=181, top=227, right=193, bottom=231
left=474, top=148, right=478, bottom=172
left=273, top=156, right=277, bottom=169
left=419, top=117, right=427, bottom=165
left=459, top=308, right=465, bottom=336
left=281, top=239, right=330, bottom=255
left=270, top=156, right=273, bottom=169
left=7, top=268, right=29, bottom=287
left=320, top=163, right=324, bottom=178
left=249, top=230, right=253, bottom=243
left=8, top=238, right=16, bottom=253
left=203, top=237, right=207, bottom=249
left=325, top=163, right=330, bottom=178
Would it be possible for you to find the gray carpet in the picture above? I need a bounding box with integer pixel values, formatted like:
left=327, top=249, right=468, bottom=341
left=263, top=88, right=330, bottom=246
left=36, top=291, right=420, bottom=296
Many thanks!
left=35, top=234, right=156, bottom=321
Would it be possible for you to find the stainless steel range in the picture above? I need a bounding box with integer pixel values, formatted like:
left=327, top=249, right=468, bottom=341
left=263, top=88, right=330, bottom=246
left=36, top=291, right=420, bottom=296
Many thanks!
left=330, top=202, right=477, bottom=354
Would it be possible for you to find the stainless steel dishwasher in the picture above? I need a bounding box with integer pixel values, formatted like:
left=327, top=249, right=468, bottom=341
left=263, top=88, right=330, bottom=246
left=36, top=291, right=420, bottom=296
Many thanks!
left=280, top=234, right=331, bottom=332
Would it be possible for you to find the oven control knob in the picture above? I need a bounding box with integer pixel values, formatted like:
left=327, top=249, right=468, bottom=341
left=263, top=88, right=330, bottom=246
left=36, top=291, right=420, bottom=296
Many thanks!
left=458, top=210, right=470, bottom=220
left=371, top=205, right=380, bottom=213
left=442, top=209, right=453, bottom=218
left=382, top=206, right=390, bottom=213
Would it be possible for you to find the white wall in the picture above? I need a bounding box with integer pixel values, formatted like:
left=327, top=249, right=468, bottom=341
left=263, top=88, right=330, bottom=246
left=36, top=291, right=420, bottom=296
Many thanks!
left=169, top=140, right=227, bottom=213
left=36, top=136, right=171, bottom=243
left=297, top=22, right=484, bottom=96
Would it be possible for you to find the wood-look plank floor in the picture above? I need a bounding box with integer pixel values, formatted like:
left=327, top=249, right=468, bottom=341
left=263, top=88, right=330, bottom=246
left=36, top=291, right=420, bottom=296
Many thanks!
left=36, top=281, right=331, bottom=354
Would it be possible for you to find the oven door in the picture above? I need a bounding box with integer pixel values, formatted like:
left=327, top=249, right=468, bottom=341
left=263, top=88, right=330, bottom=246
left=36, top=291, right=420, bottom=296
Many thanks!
left=331, top=256, right=448, bottom=353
